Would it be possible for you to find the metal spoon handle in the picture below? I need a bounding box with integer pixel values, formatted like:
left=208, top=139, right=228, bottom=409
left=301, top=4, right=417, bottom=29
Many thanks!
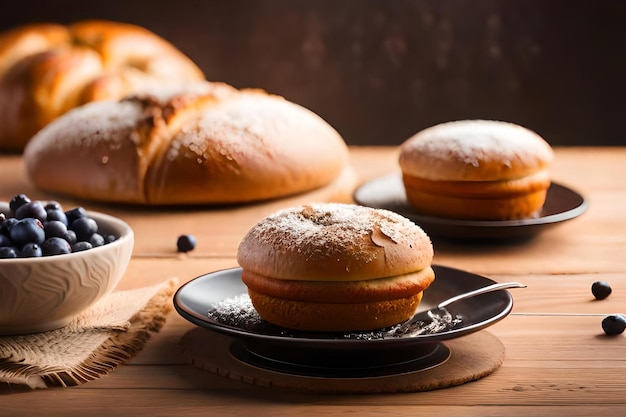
left=437, top=281, right=527, bottom=309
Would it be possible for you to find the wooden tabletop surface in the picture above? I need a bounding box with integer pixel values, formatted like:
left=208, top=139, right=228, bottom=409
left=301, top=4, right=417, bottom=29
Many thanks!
left=1, top=146, right=625, bottom=416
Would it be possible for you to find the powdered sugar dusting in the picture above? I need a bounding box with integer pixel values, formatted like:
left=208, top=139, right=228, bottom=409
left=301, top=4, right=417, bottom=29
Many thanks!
left=437, top=121, right=543, bottom=158
left=163, top=92, right=328, bottom=164
left=400, top=119, right=554, bottom=180
left=207, top=294, right=269, bottom=329
left=207, top=293, right=463, bottom=339
left=28, top=99, right=142, bottom=153
left=245, top=203, right=422, bottom=265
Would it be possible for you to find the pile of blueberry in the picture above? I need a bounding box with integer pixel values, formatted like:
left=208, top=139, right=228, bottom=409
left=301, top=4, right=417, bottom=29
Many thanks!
left=0, top=194, right=117, bottom=259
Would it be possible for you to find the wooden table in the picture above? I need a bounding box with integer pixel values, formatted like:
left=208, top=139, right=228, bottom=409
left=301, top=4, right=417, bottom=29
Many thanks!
left=1, top=146, right=625, bottom=416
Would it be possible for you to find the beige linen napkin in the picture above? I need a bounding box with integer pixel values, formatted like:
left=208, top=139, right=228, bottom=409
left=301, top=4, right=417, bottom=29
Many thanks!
left=0, top=278, right=178, bottom=390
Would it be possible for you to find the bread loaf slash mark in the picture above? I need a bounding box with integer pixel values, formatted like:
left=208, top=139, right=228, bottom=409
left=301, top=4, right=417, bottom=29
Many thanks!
left=122, top=91, right=229, bottom=202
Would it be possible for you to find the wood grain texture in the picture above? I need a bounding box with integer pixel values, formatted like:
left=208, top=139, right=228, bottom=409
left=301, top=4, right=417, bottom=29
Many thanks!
left=1, top=147, right=626, bottom=415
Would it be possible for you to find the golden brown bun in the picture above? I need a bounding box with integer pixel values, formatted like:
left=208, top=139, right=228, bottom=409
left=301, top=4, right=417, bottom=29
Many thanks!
left=237, top=203, right=435, bottom=331
left=248, top=289, right=425, bottom=332
left=0, top=20, right=205, bottom=152
left=398, top=120, right=554, bottom=220
left=241, top=267, right=435, bottom=303
left=23, top=82, right=350, bottom=205
left=237, top=203, right=434, bottom=281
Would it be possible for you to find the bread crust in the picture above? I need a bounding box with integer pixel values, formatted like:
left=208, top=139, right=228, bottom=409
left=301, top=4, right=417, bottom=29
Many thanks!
left=248, top=289, right=425, bottom=332
left=237, top=203, right=433, bottom=281
left=241, top=267, right=435, bottom=303
left=398, top=120, right=554, bottom=220
left=23, top=82, right=350, bottom=205
left=0, top=20, right=205, bottom=151
left=399, top=120, right=554, bottom=182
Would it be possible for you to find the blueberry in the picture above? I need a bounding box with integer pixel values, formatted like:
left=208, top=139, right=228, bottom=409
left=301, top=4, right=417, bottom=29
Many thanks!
left=88, top=233, right=106, bottom=247
left=44, top=201, right=61, bottom=211
left=0, top=234, right=12, bottom=247
left=15, top=201, right=47, bottom=222
left=65, top=207, right=87, bottom=224
left=0, top=217, right=18, bottom=236
left=9, top=194, right=30, bottom=214
left=602, top=314, right=626, bottom=335
left=46, top=208, right=68, bottom=225
left=63, top=229, right=77, bottom=245
left=177, top=234, right=196, bottom=253
left=41, top=237, right=72, bottom=256
left=103, top=234, right=117, bottom=244
left=19, top=243, right=42, bottom=258
left=44, top=220, right=68, bottom=239
left=70, top=216, right=98, bottom=241
left=72, top=241, right=93, bottom=252
left=0, top=246, right=17, bottom=259
left=10, top=218, right=45, bottom=246
left=591, top=281, right=612, bottom=300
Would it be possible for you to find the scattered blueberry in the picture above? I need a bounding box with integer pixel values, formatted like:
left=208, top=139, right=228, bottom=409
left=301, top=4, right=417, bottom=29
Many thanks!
left=591, top=281, right=612, bottom=300
left=177, top=234, right=196, bottom=253
left=601, top=314, right=626, bottom=336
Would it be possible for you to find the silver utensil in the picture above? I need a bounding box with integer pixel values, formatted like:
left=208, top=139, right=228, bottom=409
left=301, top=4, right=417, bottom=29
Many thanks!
left=391, top=281, right=527, bottom=337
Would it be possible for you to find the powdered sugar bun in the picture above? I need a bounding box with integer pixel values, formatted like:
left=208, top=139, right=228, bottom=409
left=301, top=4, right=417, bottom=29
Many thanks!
left=241, top=267, right=435, bottom=303
left=399, top=119, right=554, bottom=182
left=398, top=120, right=554, bottom=220
left=236, top=203, right=435, bottom=332
left=246, top=289, right=425, bottom=332
left=237, top=203, right=434, bottom=282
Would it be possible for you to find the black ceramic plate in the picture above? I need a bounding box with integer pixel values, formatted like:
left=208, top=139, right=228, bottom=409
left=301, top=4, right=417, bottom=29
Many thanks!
left=353, top=174, right=587, bottom=241
left=174, top=265, right=515, bottom=377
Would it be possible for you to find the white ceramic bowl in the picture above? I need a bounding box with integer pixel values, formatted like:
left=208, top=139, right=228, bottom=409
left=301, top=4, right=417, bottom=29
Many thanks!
left=0, top=202, right=134, bottom=335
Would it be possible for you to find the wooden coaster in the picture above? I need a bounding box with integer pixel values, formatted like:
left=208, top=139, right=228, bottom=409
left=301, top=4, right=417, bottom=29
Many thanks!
left=179, top=327, right=505, bottom=394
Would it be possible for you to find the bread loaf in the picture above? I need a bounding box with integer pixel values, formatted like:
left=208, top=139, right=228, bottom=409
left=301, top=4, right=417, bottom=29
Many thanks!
left=237, top=203, right=435, bottom=332
left=23, top=82, right=350, bottom=205
left=0, top=20, right=205, bottom=151
left=399, top=120, right=554, bottom=220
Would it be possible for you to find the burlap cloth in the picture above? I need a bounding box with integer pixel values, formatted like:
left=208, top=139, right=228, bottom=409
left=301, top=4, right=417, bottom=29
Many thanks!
left=0, top=278, right=178, bottom=390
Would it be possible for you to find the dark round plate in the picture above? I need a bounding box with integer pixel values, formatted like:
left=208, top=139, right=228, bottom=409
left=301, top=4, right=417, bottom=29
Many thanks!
left=353, top=174, right=587, bottom=241
left=174, top=265, right=515, bottom=377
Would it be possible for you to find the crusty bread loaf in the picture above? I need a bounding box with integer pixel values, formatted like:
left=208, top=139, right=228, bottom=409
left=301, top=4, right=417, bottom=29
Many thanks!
left=0, top=20, right=205, bottom=151
left=237, top=203, right=435, bottom=332
left=398, top=120, right=554, bottom=220
left=23, top=82, right=350, bottom=205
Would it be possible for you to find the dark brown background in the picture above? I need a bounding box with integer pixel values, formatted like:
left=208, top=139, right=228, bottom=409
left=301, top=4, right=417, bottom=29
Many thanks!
left=2, top=0, right=625, bottom=146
